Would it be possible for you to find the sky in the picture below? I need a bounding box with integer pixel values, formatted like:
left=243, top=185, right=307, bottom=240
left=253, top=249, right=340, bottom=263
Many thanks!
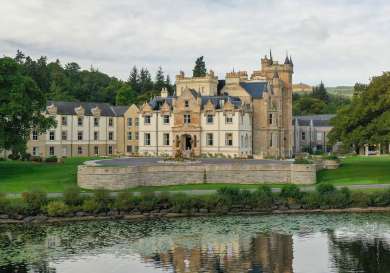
left=1, top=0, right=389, bottom=86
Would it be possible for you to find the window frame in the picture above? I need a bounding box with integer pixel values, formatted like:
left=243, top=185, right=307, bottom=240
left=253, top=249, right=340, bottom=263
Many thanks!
left=144, top=133, right=151, bottom=146
left=206, top=133, right=214, bottom=146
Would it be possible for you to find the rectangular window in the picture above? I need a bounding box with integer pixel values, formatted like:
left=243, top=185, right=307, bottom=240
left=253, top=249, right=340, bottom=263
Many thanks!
left=185, top=100, right=189, bottom=107
left=316, top=132, right=323, bottom=141
left=184, top=114, right=191, bottom=124
left=268, top=113, right=273, bottom=125
left=108, top=118, right=113, bottom=127
left=127, top=145, right=133, bottom=153
left=32, top=147, right=39, bottom=156
left=206, top=133, right=213, bottom=146
left=61, top=116, right=67, bottom=126
left=32, top=131, right=38, bottom=140
left=144, top=133, right=151, bottom=146
left=61, top=131, right=67, bottom=141
left=94, top=117, right=99, bottom=127
left=108, top=145, right=113, bottom=155
left=49, top=131, right=55, bottom=141
left=135, top=117, right=139, bottom=126
left=94, top=131, right=99, bottom=141
left=163, top=115, right=170, bottom=124
left=49, top=146, right=55, bottom=156
left=94, top=146, right=99, bottom=155
left=77, top=146, right=83, bottom=155
left=78, top=117, right=83, bottom=126
left=270, top=133, right=273, bottom=147
left=77, top=131, right=83, bottom=141
left=207, top=115, right=214, bottom=124
left=144, top=116, right=151, bottom=125
left=163, top=133, right=170, bottom=146
left=225, top=116, right=233, bottom=124
left=135, top=132, right=139, bottom=140
left=127, top=132, right=132, bottom=141
left=301, top=132, right=306, bottom=141
left=127, top=118, right=132, bottom=127
left=225, top=133, right=233, bottom=146
left=108, top=131, right=114, bottom=141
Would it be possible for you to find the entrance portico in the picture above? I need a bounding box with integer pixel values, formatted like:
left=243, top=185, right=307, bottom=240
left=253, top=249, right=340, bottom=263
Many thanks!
left=173, top=132, right=200, bottom=157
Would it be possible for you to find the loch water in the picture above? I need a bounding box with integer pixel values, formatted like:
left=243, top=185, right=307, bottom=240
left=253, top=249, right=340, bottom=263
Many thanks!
left=1, top=213, right=390, bottom=273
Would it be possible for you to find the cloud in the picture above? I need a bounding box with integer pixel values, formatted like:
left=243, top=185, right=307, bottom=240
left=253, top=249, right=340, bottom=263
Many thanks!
left=0, top=0, right=389, bottom=86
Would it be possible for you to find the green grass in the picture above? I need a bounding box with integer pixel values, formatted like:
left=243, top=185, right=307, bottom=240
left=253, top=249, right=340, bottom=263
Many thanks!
left=318, top=155, right=390, bottom=185
left=0, top=157, right=96, bottom=193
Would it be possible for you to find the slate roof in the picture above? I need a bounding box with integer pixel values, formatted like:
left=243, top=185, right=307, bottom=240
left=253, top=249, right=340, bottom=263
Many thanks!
left=239, top=81, right=269, bottom=98
left=293, top=114, right=335, bottom=127
left=47, top=101, right=123, bottom=117
left=112, top=106, right=130, bottom=116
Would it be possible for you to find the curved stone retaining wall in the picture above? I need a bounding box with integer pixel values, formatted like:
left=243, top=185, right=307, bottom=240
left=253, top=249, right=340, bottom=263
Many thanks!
left=78, top=162, right=316, bottom=190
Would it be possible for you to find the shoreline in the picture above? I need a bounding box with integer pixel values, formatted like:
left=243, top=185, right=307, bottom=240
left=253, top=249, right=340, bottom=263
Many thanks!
left=1, top=207, right=390, bottom=225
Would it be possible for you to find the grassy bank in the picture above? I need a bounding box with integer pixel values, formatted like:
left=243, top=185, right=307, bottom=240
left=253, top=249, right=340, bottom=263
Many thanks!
left=318, top=155, right=390, bottom=185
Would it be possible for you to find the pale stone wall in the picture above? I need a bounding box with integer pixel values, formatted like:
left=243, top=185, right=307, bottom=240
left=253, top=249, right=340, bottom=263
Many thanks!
left=78, top=162, right=316, bottom=190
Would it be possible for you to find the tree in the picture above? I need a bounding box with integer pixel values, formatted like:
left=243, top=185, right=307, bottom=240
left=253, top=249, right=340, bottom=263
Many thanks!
left=293, top=95, right=326, bottom=115
left=139, top=68, right=154, bottom=94
left=192, top=56, right=207, bottom=77
left=165, top=75, right=173, bottom=95
left=0, top=57, right=55, bottom=155
left=14, top=50, right=25, bottom=64
left=313, top=81, right=329, bottom=102
left=115, top=84, right=136, bottom=106
left=154, top=66, right=165, bottom=93
left=128, top=66, right=140, bottom=94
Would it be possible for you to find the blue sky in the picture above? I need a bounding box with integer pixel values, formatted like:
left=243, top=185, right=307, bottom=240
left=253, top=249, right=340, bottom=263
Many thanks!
left=1, top=0, right=389, bottom=86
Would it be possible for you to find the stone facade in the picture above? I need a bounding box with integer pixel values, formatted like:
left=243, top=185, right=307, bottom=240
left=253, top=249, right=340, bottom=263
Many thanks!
left=78, top=161, right=316, bottom=190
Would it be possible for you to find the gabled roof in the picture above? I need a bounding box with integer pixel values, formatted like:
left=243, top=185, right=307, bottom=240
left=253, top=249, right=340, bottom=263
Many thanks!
left=112, top=106, right=129, bottom=116
left=239, top=82, right=269, bottom=98
left=47, top=101, right=120, bottom=116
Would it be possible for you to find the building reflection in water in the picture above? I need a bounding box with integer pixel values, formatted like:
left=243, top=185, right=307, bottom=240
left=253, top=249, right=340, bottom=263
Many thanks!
left=140, top=233, right=293, bottom=273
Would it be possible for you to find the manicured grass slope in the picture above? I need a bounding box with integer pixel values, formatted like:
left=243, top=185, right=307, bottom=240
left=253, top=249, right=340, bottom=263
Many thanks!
left=0, top=158, right=93, bottom=192
left=318, top=156, right=390, bottom=185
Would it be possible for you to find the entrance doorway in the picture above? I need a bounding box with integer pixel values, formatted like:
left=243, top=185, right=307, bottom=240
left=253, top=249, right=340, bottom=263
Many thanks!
left=183, top=134, right=192, bottom=151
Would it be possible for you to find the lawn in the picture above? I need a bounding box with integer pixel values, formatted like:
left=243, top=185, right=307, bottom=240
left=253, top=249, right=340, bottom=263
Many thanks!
left=317, top=155, right=390, bottom=185
left=0, top=157, right=95, bottom=193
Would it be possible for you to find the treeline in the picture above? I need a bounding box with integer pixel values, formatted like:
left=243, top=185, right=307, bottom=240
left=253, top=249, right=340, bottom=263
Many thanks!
left=293, top=82, right=351, bottom=115
left=13, top=50, right=174, bottom=106
left=1, top=184, right=390, bottom=220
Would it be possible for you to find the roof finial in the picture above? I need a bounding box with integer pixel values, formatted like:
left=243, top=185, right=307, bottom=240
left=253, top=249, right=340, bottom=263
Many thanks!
left=289, top=55, right=293, bottom=65
left=269, top=49, right=273, bottom=63
left=284, top=50, right=290, bottom=64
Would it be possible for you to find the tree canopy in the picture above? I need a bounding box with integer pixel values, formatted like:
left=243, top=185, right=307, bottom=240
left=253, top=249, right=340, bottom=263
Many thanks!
left=328, top=72, right=390, bottom=150
left=192, top=56, right=207, bottom=77
left=0, top=57, right=55, bottom=154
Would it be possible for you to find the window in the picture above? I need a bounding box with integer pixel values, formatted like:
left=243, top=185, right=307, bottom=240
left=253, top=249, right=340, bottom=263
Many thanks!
left=78, top=117, right=83, bottom=126
left=144, top=133, right=151, bottom=146
left=61, top=131, right=67, bottom=140
left=134, top=146, right=139, bottom=152
left=127, top=145, right=133, bottom=153
left=32, top=147, right=39, bottom=156
left=163, top=115, right=170, bottom=124
left=135, top=132, right=139, bottom=140
left=94, top=131, right=99, bottom=141
left=32, top=131, right=38, bottom=140
left=225, top=133, right=233, bottom=146
left=163, top=133, right=170, bottom=146
left=49, top=131, right=55, bottom=141
left=94, top=146, right=99, bottom=155
left=225, top=116, right=233, bottom=124
left=207, top=115, right=214, bottom=124
left=268, top=113, right=273, bottom=125
left=317, top=132, right=323, bottom=141
left=185, top=100, right=189, bottom=107
left=108, top=131, right=114, bottom=141
left=127, top=118, right=132, bottom=127
left=94, top=117, right=99, bottom=127
left=108, top=146, right=113, bottom=155
left=301, top=132, right=306, bottom=141
left=206, top=133, right=214, bottom=146
left=270, top=133, right=273, bottom=147
left=108, top=118, right=113, bottom=127
left=77, top=131, right=83, bottom=141
left=49, top=146, right=55, bottom=156
left=61, top=116, right=67, bottom=126
left=77, top=146, right=83, bottom=155
left=127, top=132, right=132, bottom=141
left=184, top=114, right=191, bottom=124
left=135, top=117, right=139, bottom=126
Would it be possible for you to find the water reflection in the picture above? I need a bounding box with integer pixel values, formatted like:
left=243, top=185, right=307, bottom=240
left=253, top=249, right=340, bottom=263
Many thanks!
left=0, top=214, right=389, bottom=273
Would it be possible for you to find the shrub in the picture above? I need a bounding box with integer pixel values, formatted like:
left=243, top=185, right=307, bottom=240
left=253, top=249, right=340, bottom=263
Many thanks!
left=63, top=186, right=83, bottom=206
left=46, top=201, right=69, bottom=217
left=93, top=189, right=112, bottom=213
left=170, top=193, right=192, bottom=213
left=302, top=192, right=321, bottom=209
left=45, top=156, right=58, bottom=163
left=114, top=191, right=134, bottom=212
left=8, top=153, right=20, bottom=160
left=294, top=159, right=312, bottom=164
left=22, top=190, right=48, bottom=215
left=280, top=185, right=302, bottom=200
left=21, top=153, right=31, bottom=161
left=369, top=189, right=390, bottom=206
left=138, top=192, right=158, bottom=212
left=30, top=156, right=42, bottom=162
left=351, top=192, right=370, bottom=208
left=323, top=154, right=339, bottom=161
left=251, top=185, right=273, bottom=209
left=316, top=183, right=336, bottom=195
left=82, top=198, right=99, bottom=213
left=0, top=193, right=9, bottom=214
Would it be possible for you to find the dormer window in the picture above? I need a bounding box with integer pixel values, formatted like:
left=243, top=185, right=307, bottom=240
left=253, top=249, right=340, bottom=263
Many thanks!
left=225, top=116, right=233, bottom=124
left=185, top=100, right=189, bottom=107
left=144, top=116, right=151, bottom=125
left=184, top=114, right=191, bottom=124
left=207, top=115, right=214, bottom=124
left=77, top=117, right=83, bottom=126
left=163, top=115, right=170, bottom=124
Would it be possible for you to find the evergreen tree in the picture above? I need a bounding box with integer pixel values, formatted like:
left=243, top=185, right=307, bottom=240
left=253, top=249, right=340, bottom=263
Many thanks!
left=313, top=81, right=329, bottom=102
left=128, top=66, right=140, bottom=94
left=165, top=75, right=173, bottom=95
left=139, top=68, right=153, bottom=94
left=192, top=56, right=207, bottom=77
left=14, top=50, right=25, bottom=64
left=154, top=66, right=165, bottom=92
